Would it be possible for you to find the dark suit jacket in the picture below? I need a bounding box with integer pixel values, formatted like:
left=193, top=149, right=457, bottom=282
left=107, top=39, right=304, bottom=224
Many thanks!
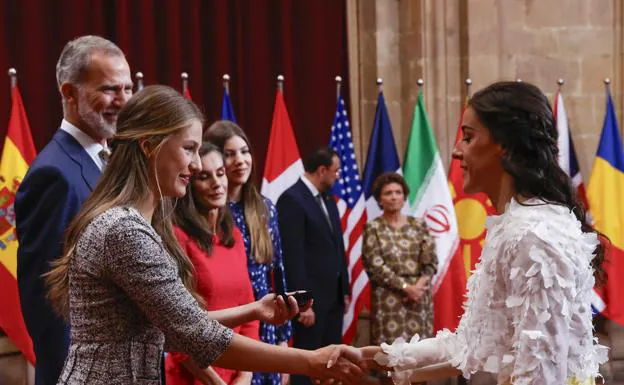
left=15, top=129, right=101, bottom=385
left=277, top=179, right=349, bottom=311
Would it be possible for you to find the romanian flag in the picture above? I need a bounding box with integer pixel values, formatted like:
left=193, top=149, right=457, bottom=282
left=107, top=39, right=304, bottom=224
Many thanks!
left=587, top=90, right=624, bottom=326
left=448, top=105, right=496, bottom=281
left=0, top=84, right=36, bottom=363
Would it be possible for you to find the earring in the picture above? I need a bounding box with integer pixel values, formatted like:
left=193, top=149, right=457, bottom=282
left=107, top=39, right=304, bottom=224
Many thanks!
left=140, top=140, right=153, bottom=158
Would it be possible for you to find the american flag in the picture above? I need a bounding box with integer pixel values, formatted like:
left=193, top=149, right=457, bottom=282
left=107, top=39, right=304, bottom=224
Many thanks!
left=329, top=95, right=369, bottom=343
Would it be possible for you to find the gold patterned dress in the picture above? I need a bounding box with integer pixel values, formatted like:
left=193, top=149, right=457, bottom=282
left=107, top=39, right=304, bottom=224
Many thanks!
left=362, top=216, right=437, bottom=345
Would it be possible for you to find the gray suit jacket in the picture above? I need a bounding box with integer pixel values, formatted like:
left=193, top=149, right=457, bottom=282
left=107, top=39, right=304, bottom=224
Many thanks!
left=57, top=207, right=233, bottom=384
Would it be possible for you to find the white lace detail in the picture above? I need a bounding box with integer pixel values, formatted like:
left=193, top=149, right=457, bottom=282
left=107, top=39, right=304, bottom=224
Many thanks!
left=378, top=198, right=609, bottom=385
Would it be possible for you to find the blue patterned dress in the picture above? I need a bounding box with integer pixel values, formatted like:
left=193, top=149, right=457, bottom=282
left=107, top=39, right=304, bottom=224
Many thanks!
left=229, top=198, right=292, bottom=385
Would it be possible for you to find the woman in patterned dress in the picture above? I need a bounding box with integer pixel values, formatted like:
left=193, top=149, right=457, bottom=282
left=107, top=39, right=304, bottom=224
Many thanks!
left=362, top=172, right=437, bottom=347
left=204, top=121, right=292, bottom=385
left=365, top=82, right=609, bottom=384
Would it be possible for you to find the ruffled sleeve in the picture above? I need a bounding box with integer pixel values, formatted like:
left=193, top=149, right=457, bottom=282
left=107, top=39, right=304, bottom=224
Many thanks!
left=376, top=334, right=455, bottom=385
left=503, top=228, right=607, bottom=385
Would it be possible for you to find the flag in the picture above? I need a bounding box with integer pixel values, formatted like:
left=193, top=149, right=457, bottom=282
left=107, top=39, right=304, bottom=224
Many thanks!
left=220, top=87, right=237, bottom=123
left=554, top=91, right=589, bottom=208
left=0, top=85, right=36, bottom=364
left=553, top=91, right=605, bottom=314
left=403, top=89, right=462, bottom=332
left=183, top=87, right=192, bottom=100
left=361, top=91, right=400, bottom=220
left=260, top=90, right=304, bottom=204
left=587, top=91, right=624, bottom=326
left=448, top=106, right=496, bottom=283
left=329, top=94, right=368, bottom=343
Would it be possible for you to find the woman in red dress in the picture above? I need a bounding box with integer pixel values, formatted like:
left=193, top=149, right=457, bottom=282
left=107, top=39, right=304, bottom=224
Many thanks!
left=166, top=141, right=259, bottom=385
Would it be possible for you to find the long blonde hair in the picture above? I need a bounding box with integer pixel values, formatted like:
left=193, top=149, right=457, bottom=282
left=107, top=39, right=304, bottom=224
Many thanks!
left=204, top=121, right=273, bottom=264
left=45, top=85, right=205, bottom=318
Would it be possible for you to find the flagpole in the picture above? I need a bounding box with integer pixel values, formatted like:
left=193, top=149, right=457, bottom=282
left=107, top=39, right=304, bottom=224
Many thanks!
left=181, top=72, right=189, bottom=94
left=605, top=77, right=612, bottom=94
left=376, top=77, right=383, bottom=93
left=277, top=74, right=284, bottom=94
left=223, top=74, right=231, bottom=94
left=135, top=72, right=144, bottom=91
left=557, top=78, right=564, bottom=91
left=417, top=78, right=424, bottom=89
left=465, top=78, right=472, bottom=98
left=335, top=76, right=342, bottom=101
left=8, top=68, right=17, bottom=89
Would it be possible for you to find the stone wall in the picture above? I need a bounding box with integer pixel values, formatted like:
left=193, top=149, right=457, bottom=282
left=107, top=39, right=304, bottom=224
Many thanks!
left=348, top=0, right=623, bottom=174
left=347, top=0, right=624, bottom=383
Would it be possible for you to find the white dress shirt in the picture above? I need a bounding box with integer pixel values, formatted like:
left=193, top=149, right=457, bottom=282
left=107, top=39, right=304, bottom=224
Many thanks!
left=301, top=175, right=331, bottom=222
left=60, top=119, right=108, bottom=171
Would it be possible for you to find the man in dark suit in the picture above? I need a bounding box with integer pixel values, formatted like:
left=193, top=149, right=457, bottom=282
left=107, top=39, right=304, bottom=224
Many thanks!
left=15, top=36, right=132, bottom=385
left=277, top=147, right=350, bottom=385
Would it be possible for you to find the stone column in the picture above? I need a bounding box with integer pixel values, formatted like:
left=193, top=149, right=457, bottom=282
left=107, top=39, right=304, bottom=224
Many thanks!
left=348, top=0, right=465, bottom=170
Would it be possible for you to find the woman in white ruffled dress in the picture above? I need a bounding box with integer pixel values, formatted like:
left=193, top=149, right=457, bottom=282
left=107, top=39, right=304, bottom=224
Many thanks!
left=358, top=81, right=609, bottom=385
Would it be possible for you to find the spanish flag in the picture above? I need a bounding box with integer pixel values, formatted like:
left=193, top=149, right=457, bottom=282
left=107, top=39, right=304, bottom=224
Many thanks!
left=0, top=84, right=36, bottom=363
left=587, top=90, right=624, bottom=326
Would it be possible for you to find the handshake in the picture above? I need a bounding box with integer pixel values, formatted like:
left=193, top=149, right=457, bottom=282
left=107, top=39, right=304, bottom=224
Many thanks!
left=308, top=345, right=388, bottom=385
left=252, top=293, right=455, bottom=384
left=306, top=338, right=457, bottom=385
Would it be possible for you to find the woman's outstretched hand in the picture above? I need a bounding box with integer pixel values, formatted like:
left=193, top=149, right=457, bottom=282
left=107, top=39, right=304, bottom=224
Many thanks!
left=328, top=345, right=390, bottom=372
left=253, top=293, right=313, bottom=325
left=307, top=345, right=366, bottom=385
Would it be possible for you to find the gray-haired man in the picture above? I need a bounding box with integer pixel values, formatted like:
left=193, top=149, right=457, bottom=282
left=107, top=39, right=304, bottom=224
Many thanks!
left=15, top=35, right=132, bottom=385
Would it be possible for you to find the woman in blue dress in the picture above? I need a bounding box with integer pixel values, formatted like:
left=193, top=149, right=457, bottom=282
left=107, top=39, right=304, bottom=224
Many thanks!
left=205, top=121, right=293, bottom=385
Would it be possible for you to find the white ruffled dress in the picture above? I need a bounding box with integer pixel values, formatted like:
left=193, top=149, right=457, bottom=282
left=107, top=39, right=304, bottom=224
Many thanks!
left=381, top=198, right=608, bottom=385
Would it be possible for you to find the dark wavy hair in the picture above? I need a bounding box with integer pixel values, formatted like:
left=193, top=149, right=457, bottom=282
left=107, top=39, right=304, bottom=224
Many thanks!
left=469, top=81, right=606, bottom=283
left=173, top=141, right=235, bottom=254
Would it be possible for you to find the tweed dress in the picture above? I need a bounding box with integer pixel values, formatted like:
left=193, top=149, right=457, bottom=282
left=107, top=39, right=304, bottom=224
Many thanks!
left=57, top=206, right=233, bottom=384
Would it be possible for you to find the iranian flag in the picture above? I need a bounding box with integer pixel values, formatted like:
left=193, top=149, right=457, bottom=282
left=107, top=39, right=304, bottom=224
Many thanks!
left=403, top=88, right=463, bottom=331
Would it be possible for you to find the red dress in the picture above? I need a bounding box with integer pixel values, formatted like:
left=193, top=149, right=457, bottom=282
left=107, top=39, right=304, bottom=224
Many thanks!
left=166, top=226, right=259, bottom=385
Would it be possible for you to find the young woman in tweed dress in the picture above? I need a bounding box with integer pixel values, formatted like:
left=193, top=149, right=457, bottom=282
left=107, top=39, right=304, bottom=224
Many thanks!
left=44, top=85, right=364, bottom=385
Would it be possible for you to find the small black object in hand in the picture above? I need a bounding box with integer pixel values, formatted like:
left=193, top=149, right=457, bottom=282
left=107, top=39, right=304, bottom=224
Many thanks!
left=283, top=290, right=313, bottom=307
